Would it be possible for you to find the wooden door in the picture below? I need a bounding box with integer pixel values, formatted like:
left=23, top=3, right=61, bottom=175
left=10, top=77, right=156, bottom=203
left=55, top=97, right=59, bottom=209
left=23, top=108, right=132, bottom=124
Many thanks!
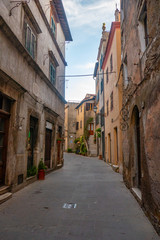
left=27, top=117, right=38, bottom=169
left=57, top=141, right=61, bottom=165
left=88, top=123, right=94, bottom=135
left=0, top=113, right=9, bottom=185
left=45, top=129, right=52, bottom=168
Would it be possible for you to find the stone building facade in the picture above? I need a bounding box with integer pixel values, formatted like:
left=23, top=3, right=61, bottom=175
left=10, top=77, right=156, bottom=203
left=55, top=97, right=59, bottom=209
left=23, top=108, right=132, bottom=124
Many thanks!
left=102, top=9, right=123, bottom=173
left=64, top=102, right=79, bottom=152
left=0, top=0, right=72, bottom=194
left=120, top=0, right=160, bottom=233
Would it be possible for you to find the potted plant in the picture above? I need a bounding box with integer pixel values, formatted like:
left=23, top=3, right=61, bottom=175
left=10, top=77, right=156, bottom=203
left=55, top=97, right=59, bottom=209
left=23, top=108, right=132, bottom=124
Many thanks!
left=27, top=165, right=37, bottom=178
left=38, top=159, right=46, bottom=180
left=57, top=138, right=63, bottom=144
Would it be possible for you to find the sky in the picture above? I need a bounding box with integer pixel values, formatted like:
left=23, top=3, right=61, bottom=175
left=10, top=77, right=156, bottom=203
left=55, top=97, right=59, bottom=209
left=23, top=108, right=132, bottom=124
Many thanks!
left=62, top=0, right=120, bottom=102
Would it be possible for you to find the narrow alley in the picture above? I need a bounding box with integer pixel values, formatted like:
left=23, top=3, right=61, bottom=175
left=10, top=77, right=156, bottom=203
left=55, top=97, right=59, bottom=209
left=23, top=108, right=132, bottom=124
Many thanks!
left=0, top=153, right=159, bottom=240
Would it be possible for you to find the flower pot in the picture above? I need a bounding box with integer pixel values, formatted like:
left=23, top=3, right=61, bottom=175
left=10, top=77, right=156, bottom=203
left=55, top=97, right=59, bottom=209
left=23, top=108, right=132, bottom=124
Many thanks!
left=38, top=169, right=45, bottom=180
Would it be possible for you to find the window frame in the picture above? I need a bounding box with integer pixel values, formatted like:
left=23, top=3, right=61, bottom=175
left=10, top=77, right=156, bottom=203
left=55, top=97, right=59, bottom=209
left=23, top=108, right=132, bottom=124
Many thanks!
left=51, top=16, right=56, bottom=36
left=106, top=67, right=109, bottom=83
left=138, top=1, right=149, bottom=52
left=25, top=23, right=36, bottom=59
left=80, top=120, right=82, bottom=129
left=49, top=62, right=56, bottom=85
left=110, top=92, right=113, bottom=111
left=86, top=103, right=93, bottom=111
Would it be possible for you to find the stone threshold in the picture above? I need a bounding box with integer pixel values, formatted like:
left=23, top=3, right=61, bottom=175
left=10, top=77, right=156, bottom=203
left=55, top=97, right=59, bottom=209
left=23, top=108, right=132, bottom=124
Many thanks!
left=131, top=187, right=142, bottom=203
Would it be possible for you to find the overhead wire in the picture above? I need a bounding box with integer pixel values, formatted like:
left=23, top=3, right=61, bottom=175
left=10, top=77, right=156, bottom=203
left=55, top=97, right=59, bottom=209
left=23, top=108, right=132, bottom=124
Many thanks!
left=58, top=71, right=116, bottom=78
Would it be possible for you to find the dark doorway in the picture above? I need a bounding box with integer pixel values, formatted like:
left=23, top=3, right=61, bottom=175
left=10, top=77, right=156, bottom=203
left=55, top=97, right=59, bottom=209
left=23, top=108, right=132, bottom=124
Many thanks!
left=27, top=116, right=38, bottom=170
left=102, top=131, right=105, bottom=159
left=0, top=113, right=9, bottom=185
left=131, top=106, right=142, bottom=189
left=45, top=129, right=52, bottom=168
left=57, top=126, right=62, bottom=165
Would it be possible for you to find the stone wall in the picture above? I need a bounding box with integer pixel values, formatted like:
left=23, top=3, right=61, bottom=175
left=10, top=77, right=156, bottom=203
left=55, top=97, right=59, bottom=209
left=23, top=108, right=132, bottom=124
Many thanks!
left=121, top=0, right=160, bottom=233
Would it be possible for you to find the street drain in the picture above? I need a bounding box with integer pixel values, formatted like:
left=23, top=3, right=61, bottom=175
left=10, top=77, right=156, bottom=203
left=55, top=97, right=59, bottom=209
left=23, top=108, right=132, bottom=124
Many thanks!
left=63, top=203, right=77, bottom=209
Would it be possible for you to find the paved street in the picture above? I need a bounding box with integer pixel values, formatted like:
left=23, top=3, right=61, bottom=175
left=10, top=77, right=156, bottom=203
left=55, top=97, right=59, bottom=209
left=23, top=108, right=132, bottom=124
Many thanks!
left=0, top=153, right=159, bottom=240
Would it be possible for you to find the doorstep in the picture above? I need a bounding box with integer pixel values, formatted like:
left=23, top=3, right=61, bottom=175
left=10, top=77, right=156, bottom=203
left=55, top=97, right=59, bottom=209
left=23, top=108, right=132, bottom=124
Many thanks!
left=112, top=165, right=119, bottom=173
left=131, top=187, right=142, bottom=203
left=0, top=192, right=12, bottom=204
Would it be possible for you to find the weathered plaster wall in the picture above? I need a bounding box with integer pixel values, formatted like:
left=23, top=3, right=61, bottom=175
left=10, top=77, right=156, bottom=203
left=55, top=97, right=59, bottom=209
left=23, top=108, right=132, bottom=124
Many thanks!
left=121, top=0, right=160, bottom=233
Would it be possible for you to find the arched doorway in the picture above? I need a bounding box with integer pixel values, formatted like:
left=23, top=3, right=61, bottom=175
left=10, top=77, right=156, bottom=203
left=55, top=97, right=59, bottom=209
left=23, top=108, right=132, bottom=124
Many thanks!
left=131, top=106, right=142, bottom=189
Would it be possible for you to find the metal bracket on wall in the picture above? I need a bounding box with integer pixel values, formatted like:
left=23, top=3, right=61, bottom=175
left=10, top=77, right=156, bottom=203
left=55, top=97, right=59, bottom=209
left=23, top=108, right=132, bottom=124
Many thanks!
left=9, top=0, right=30, bottom=16
left=120, top=105, right=129, bottom=131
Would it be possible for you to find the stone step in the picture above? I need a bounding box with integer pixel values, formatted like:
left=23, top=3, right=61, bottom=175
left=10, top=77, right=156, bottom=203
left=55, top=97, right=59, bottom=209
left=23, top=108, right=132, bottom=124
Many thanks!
left=112, top=165, right=119, bottom=173
left=0, top=185, right=10, bottom=195
left=0, top=192, right=12, bottom=204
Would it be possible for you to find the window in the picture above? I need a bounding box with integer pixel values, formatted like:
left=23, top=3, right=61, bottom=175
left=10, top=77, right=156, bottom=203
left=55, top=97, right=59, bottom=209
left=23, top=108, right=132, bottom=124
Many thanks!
left=123, top=55, right=128, bottom=86
left=50, top=62, right=56, bottom=84
left=100, top=54, right=103, bottom=70
left=101, top=78, right=104, bottom=93
left=110, top=92, right=113, bottom=111
left=121, top=0, right=124, bottom=24
left=86, top=103, right=93, bottom=111
left=106, top=68, right=109, bottom=83
left=25, top=24, right=36, bottom=59
left=106, top=100, right=109, bottom=116
left=51, top=16, right=56, bottom=36
left=110, top=54, right=113, bottom=72
left=78, top=109, right=79, bottom=115
left=81, top=106, right=82, bottom=112
left=76, top=122, right=79, bottom=130
left=100, top=107, right=104, bottom=126
left=0, top=93, right=11, bottom=113
left=138, top=1, right=148, bottom=52
left=80, top=120, right=82, bottom=129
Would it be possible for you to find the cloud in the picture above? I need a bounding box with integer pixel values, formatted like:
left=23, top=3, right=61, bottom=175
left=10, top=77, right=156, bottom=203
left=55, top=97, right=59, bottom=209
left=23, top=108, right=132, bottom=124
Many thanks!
left=62, top=0, right=120, bottom=29
left=75, top=62, right=95, bottom=70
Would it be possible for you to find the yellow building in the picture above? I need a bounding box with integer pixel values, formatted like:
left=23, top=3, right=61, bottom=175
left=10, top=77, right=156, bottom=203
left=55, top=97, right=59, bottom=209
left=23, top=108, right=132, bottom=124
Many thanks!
left=102, top=10, right=123, bottom=173
left=75, top=94, right=96, bottom=156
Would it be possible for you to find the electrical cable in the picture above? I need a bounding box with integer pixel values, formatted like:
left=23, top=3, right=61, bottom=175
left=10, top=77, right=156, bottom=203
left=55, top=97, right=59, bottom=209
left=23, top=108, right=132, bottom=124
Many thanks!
left=58, top=71, right=116, bottom=78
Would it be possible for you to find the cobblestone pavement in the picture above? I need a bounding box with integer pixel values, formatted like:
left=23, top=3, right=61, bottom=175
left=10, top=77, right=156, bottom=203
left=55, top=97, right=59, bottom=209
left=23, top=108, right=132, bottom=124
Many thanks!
left=0, top=153, right=159, bottom=240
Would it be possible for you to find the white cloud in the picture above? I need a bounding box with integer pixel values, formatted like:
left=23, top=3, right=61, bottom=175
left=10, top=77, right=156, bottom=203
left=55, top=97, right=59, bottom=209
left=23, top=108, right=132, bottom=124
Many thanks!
left=62, top=0, right=120, bottom=29
left=75, top=62, right=95, bottom=70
